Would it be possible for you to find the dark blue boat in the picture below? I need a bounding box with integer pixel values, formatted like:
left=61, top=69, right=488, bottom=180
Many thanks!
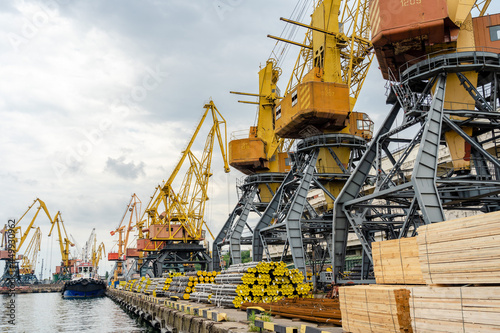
left=62, top=261, right=106, bottom=299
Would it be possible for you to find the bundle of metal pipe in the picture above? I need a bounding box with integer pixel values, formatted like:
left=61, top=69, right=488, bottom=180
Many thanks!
left=240, top=298, right=341, bottom=325
left=189, top=291, right=212, bottom=303
left=124, top=279, right=138, bottom=291
left=132, top=276, right=151, bottom=293
left=208, top=284, right=238, bottom=308
left=201, top=262, right=313, bottom=308
left=211, top=284, right=238, bottom=296
left=214, top=273, right=245, bottom=284
left=224, top=262, right=259, bottom=273
left=143, top=278, right=165, bottom=295
left=163, top=271, right=218, bottom=300
left=151, top=278, right=167, bottom=297
left=210, top=295, right=238, bottom=308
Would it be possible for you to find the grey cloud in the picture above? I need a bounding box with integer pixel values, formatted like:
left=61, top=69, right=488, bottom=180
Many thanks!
left=105, top=156, right=145, bottom=179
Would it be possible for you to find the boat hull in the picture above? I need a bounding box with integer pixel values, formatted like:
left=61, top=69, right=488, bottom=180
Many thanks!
left=62, top=278, right=106, bottom=299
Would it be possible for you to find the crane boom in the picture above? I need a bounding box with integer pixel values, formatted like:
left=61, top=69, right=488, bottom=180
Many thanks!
left=140, top=100, right=229, bottom=246
left=1, top=198, right=54, bottom=285
left=13, top=198, right=52, bottom=253
left=19, top=227, right=41, bottom=275
left=282, top=0, right=373, bottom=109
left=92, top=242, right=105, bottom=272
left=136, top=100, right=230, bottom=275
left=48, top=211, right=75, bottom=279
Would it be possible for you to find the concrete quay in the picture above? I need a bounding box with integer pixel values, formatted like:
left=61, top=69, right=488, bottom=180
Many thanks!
left=106, top=289, right=343, bottom=333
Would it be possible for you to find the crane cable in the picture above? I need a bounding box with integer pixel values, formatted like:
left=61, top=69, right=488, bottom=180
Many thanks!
left=269, top=0, right=313, bottom=68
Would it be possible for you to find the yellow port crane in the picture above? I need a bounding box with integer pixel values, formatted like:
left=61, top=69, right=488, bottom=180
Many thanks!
left=48, top=211, right=75, bottom=281
left=250, top=0, right=376, bottom=277
left=268, top=0, right=375, bottom=209
left=0, top=198, right=53, bottom=285
left=212, top=59, right=294, bottom=269
left=138, top=100, right=230, bottom=276
left=229, top=60, right=289, bottom=179
left=92, top=240, right=105, bottom=274
left=19, top=227, right=41, bottom=284
left=109, top=193, right=142, bottom=284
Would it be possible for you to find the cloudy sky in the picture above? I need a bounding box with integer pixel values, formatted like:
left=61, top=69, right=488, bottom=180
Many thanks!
left=1, top=0, right=499, bottom=278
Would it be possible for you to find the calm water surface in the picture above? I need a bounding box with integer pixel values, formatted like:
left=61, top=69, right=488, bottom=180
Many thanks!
left=1, top=292, right=155, bottom=333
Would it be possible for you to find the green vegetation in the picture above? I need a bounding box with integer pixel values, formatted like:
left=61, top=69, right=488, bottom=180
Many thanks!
left=222, top=250, right=252, bottom=268
left=248, top=311, right=272, bottom=332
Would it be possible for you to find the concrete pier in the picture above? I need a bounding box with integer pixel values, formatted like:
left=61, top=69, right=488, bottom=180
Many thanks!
left=0, top=284, right=63, bottom=294
left=106, top=289, right=343, bottom=333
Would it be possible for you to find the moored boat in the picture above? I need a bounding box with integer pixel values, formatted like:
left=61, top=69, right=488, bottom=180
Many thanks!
left=62, top=261, right=106, bottom=298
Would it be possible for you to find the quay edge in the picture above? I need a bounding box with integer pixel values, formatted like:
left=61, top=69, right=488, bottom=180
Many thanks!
left=106, top=288, right=243, bottom=333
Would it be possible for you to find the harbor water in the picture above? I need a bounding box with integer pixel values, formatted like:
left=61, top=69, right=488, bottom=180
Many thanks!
left=1, top=292, right=155, bottom=333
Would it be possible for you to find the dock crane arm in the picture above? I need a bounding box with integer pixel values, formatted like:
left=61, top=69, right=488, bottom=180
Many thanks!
left=48, top=212, right=75, bottom=276
left=141, top=100, right=230, bottom=242
left=12, top=198, right=53, bottom=254
left=19, top=227, right=41, bottom=275
left=92, top=241, right=105, bottom=272
left=111, top=193, right=142, bottom=258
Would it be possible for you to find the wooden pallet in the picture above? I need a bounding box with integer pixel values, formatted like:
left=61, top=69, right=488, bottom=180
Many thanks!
left=372, top=237, right=426, bottom=285
left=408, top=285, right=500, bottom=332
left=416, top=211, right=500, bottom=285
left=339, top=285, right=413, bottom=333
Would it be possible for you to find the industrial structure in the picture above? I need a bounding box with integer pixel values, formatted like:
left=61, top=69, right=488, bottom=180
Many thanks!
left=212, top=59, right=292, bottom=270
left=108, top=193, right=142, bottom=284
left=333, top=0, right=500, bottom=282
left=18, top=227, right=41, bottom=284
left=136, top=100, right=230, bottom=277
left=49, top=211, right=75, bottom=281
left=0, top=199, right=53, bottom=285
left=216, top=0, right=375, bottom=281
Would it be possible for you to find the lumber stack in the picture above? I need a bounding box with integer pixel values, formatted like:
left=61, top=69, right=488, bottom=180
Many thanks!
left=339, top=285, right=412, bottom=333
left=372, top=237, right=425, bottom=285
left=408, top=286, right=500, bottom=332
left=416, top=211, right=500, bottom=285
left=341, top=211, right=500, bottom=332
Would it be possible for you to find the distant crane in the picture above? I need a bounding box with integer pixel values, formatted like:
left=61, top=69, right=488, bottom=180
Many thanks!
left=109, top=193, right=142, bottom=284
left=39, top=258, right=44, bottom=282
left=0, top=198, right=53, bottom=285
left=92, top=241, right=105, bottom=275
left=48, top=212, right=75, bottom=281
left=19, top=227, right=42, bottom=284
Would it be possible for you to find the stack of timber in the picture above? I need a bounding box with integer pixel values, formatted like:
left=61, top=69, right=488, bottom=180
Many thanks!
left=408, top=286, right=500, bottom=332
left=341, top=211, right=500, bottom=332
left=372, top=237, right=425, bottom=285
left=339, top=285, right=412, bottom=333
left=416, top=211, right=500, bottom=285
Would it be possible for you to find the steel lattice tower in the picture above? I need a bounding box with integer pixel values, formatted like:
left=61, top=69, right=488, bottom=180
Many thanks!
left=333, top=51, right=500, bottom=282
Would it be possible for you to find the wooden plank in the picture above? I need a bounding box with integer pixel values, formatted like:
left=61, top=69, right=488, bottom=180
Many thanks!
left=416, top=211, right=500, bottom=285
left=409, top=286, right=500, bottom=332
left=373, top=237, right=425, bottom=285
left=340, top=285, right=413, bottom=333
